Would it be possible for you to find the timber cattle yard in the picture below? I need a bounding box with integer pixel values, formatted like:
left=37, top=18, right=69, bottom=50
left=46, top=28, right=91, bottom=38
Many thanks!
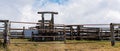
left=0, top=11, right=120, bottom=51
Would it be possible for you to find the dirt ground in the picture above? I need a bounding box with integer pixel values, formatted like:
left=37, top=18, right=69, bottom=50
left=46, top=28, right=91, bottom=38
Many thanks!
left=0, top=39, right=120, bottom=51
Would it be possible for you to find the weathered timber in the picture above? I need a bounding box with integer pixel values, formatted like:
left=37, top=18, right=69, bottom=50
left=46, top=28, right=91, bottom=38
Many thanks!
left=110, top=23, right=115, bottom=46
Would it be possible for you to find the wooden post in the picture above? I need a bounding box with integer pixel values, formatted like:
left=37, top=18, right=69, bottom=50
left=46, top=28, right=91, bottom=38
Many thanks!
left=41, top=14, right=45, bottom=29
left=110, top=23, right=115, bottom=46
left=64, top=25, right=66, bottom=44
left=31, top=32, right=34, bottom=41
left=98, top=28, right=101, bottom=40
left=51, top=14, right=54, bottom=29
left=100, top=29, right=103, bottom=40
left=53, top=36, right=55, bottom=41
left=3, top=20, right=10, bottom=46
left=70, top=26, right=73, bottom=40
left=77, top=25, right=80, bottom=39
left=23, top=27, right=25, bottom=38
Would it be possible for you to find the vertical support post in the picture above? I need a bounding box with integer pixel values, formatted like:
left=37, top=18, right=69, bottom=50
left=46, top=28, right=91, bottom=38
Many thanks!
left=98, top=28, right=101, bottom=40
left=4, top=20, right=10, bottom=46
left=70, top=26, right=73, bottom=40
left=51, top=14, right=54, bottom=29
left=77, top=25, right=80, bottom=40
left=110, top=23, right=115, bottom=46
left=64, top=25, right=66, bottom=44
left=100, top=29, right=103, bottom=40
left=23, top=27, right=25, bottom=38
left=53, top=36, right=55, bottom=41
left=41, top=14, right=45, bottom=29
left=31, top=32, right=34, bottom=41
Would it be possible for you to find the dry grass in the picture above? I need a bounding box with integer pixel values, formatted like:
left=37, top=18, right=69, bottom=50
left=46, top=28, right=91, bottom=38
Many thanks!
left=1, top=39, right=120, bottom=51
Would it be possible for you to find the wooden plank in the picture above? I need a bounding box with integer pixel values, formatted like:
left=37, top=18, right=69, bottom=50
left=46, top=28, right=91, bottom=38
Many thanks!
left=10, top=21, right=41, bottom=24
left=0, top=20, right=9, bottom=22
left=66, top=24, right=109, bottom=26
left=0, top=27, right=4, bottom=28
left=38, top=12, right=58, bottom=14
left=11, top=42, right=63, bottom=44
left=32, top=36, right=64, bottom=38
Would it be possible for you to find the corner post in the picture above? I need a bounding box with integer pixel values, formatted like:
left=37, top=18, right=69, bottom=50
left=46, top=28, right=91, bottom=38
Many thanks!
left=110, top=23, right=115, bottom=46
left=3, top=20, right=10, bottom=47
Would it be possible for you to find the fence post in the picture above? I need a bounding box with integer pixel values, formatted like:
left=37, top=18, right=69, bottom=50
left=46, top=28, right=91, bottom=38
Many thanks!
left=22, top=27, right=25, bottom=38
left=110, top=23, right=115, bottom=46
left=98, top=28, right=101, bottom=40
left=64, top=25, right=66, bottom=44
left=0, top=20, right=10, bottom=49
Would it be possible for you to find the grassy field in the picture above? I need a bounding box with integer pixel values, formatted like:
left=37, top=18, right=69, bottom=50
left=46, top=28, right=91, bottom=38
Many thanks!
left=0, top=39, right=120, bottom=51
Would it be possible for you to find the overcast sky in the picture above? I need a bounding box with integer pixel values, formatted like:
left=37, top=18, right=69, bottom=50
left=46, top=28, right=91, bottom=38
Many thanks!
left=0, top=0, right=120, bottom=25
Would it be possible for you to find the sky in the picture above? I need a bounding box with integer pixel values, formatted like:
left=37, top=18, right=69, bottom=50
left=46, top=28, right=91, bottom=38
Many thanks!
left=0, top=0, right=120, bottom=26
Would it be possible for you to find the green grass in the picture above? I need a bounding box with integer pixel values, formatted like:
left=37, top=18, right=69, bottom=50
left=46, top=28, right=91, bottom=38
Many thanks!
left=10, top=39, right=30, bottom=42
left=1, top=39, right=120, bottom=51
